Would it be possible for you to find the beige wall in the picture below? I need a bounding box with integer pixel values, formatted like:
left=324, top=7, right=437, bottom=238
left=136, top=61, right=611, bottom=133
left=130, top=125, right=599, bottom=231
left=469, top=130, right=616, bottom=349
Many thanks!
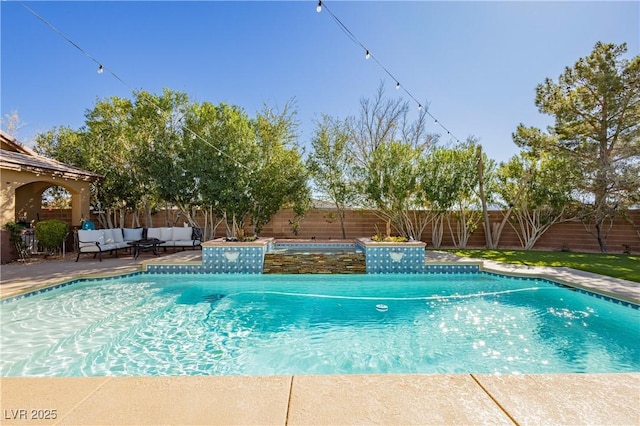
left=1, top=169, right=92, bottom=228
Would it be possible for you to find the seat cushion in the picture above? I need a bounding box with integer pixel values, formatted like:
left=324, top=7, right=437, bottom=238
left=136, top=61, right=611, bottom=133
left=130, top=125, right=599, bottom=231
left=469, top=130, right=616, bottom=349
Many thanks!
left=159, top=227, right=173, bottom=241
left=172, top=227, right=193, bottom=241
left=103, top=229, right=116, bottom=244
left=78, top=230, right=104, bottom=249
left=113, top=228, right=124, bottom=243
left=146, top=227, right=162, bottom=240
left=123, top=228, right=143, bottom=241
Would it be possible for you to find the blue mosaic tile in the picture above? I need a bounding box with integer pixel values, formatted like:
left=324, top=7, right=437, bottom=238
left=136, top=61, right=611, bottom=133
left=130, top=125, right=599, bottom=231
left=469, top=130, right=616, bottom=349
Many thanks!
left=0, top=272, right=144, bottom=304
left=364, top=245, right=427, bottom=273
left=195, top=245, right=266, bottom=274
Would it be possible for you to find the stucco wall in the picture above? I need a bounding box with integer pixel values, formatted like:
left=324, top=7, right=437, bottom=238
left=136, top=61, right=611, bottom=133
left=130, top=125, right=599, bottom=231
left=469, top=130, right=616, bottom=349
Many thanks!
left=1, top=169, right=92, bottom=228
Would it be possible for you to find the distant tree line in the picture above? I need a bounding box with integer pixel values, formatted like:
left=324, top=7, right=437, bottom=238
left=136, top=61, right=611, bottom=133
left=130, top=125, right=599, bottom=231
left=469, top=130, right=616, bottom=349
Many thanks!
left=33, top=42, right=639, bottom=251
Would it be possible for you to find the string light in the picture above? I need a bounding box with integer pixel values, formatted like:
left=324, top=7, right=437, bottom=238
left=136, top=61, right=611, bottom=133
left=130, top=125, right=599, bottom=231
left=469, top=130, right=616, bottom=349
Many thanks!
left=317, top=1, right=460, bottom=143
left=316, top=1, right=322, bottom=13
left=19, top=1, right=254, bottom=172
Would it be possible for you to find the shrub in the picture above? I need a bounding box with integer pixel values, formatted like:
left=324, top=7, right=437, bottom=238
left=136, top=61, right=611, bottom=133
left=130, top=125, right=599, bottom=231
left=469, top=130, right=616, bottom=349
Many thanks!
left=34, top=220, right=69, bottom=254
left=4, top=221, right=28, bottom=254
left=371, top=234, right=409, bottom=243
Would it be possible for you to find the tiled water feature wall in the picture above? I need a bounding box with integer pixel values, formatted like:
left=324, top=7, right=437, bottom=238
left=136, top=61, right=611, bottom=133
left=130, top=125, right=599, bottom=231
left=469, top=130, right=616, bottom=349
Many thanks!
left=147, top=238, right=480, bottom=274
left=201, top=238, right=273, bottom=273
left=356, top=238, right=426, bottom=273
left=356, top=238, right=479, bottom=274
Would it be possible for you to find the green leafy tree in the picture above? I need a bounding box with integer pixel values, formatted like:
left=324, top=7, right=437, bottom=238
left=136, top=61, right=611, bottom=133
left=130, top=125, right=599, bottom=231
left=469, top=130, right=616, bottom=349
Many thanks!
left=130, top=89, right=192, bottom=227
left=250, top=103, right=311, bottom=235
left=535, top=42, right=640, bottom=252
left=34, top=126, right=91, bottom=168
left=82, top=95, right=142, bottom=228
left=421, top=142, right=483, bottom=248
left=182, top=101, right=257, bottom=239
left=498, top=127, right=580, bottom=249
left=307, top=114, right=357, bottom=238
left=362, top=141, right=427, bottom=239
left=36, top=97, right=150, bottom=229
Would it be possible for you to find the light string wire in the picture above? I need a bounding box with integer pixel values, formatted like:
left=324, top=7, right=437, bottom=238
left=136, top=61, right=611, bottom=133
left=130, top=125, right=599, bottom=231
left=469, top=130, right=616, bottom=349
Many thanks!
left=317, top=0, right=460, bottom=142
left=18, top=1, right=252, bottom=171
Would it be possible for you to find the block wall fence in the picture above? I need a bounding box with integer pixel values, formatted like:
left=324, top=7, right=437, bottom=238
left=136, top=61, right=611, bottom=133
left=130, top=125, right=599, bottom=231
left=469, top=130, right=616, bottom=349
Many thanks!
left=2, top=208, right=639, bottom=264
left=262, top=209, right=640, bottom=254
left=41, top=208, right=640, bottom=253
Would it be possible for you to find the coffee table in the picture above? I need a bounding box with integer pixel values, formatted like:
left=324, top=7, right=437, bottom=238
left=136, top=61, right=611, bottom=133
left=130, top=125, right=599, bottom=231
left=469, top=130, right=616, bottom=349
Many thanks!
left=127, top=238, right=165, bottom=259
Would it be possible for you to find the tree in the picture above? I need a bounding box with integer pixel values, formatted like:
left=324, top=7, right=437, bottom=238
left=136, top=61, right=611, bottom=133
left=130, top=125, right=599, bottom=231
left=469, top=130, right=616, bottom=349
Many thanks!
left=349, top=84, right=434, bottom=167
left=250, top=103, right=311, bottom=235
left=535, top=42, right=640, bottom=252
left=307, top=114, right=358, bottom=238
left=421, top=141, right=486, bottom=248
left=362, top=141, right=427, bottom=239
left=182, top=101, right=257, bottom=239
left=420, top=145, right=477, bottom=248
left=349, top=85, right=438, bottom=239
left=129, top=89, right=192, bottom=227
left=498, top=127, right=580, bottom=249
left=1, top=109, right=26, bottom=137
left=83, top=95, right=144, bottom=228
left=34, top=126, right=90, bottom=168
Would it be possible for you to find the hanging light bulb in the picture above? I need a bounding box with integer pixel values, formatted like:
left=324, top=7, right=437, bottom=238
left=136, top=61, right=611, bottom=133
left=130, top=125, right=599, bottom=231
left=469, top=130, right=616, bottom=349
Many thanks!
left=395, top=82, right=400, bottom=90
left=316, top=1, right=322, bottom=13
left=97, top=65, right=104, bottom=74
left=365, top=50, right=371, bottom=59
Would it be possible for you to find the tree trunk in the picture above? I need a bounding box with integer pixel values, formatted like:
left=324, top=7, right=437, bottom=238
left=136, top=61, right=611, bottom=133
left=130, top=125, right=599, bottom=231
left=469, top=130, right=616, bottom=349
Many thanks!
left=432, top=214, right=444, bottom=248
left=477, top=145, right=493, bottom=248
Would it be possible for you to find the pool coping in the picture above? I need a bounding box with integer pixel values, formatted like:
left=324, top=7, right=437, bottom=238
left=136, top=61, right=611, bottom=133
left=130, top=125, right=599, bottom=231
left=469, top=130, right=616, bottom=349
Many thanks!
left=1, top=373, right=639, bottom=425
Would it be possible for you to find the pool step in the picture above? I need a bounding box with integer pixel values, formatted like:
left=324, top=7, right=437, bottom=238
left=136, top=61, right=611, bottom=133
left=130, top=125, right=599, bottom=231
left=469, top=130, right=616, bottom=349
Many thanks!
left=263, top=253, right=366, bottom=274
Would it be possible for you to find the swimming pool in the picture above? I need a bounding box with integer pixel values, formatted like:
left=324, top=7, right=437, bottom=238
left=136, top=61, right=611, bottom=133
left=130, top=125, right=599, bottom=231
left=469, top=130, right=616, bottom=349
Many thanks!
left=1, top=273, right=638, bottom=376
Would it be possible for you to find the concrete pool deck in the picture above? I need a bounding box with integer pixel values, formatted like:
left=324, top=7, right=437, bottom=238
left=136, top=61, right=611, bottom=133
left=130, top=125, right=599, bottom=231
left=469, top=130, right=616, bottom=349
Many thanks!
left=1, top=249, right=639, bottom=425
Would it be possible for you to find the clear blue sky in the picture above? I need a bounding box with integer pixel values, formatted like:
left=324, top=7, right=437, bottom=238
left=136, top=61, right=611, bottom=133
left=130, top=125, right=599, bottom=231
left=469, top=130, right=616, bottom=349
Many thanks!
left=1, top=1, right=638, bottom=163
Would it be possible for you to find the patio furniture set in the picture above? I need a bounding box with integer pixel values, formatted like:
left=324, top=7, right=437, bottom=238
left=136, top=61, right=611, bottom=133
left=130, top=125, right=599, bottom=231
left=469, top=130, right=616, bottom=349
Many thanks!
left=75, top=226, right=202, bottom=261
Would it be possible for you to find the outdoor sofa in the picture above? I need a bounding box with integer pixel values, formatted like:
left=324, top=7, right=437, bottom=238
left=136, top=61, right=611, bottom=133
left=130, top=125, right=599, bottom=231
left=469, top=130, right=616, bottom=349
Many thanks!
left=75, top=226, right=201, bottom=261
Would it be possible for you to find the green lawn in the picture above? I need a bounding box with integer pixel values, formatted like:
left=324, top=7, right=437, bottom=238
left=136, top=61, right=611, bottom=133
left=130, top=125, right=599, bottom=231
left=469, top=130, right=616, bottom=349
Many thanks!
left=446, top=249, right=640, bottom=283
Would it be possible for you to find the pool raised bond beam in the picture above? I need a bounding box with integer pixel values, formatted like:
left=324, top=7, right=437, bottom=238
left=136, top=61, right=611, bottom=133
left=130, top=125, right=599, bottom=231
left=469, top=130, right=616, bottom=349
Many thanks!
left=146, top=238, right=480, bottom=275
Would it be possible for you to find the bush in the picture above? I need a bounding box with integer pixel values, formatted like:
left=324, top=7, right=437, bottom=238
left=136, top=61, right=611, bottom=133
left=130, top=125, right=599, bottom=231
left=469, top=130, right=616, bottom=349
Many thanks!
left=4, top=221, right=28, bottom=255
left=371, top=235, right=409, bottom=243
left=34, top=220, right=69, bottom=254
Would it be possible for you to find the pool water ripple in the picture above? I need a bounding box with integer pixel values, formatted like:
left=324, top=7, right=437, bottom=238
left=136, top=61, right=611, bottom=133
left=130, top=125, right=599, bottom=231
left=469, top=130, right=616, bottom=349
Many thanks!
left=1, top=273, right=638, bottom=376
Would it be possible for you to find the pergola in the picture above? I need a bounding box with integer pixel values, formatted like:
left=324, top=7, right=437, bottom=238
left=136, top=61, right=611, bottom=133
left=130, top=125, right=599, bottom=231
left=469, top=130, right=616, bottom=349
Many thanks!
left=0, top=129, right=102, bottom=228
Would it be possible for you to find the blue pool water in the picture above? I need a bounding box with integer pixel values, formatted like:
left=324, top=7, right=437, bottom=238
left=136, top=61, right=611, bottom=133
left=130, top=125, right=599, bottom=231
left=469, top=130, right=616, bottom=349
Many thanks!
left=1, top=273, right=638, bottom=376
